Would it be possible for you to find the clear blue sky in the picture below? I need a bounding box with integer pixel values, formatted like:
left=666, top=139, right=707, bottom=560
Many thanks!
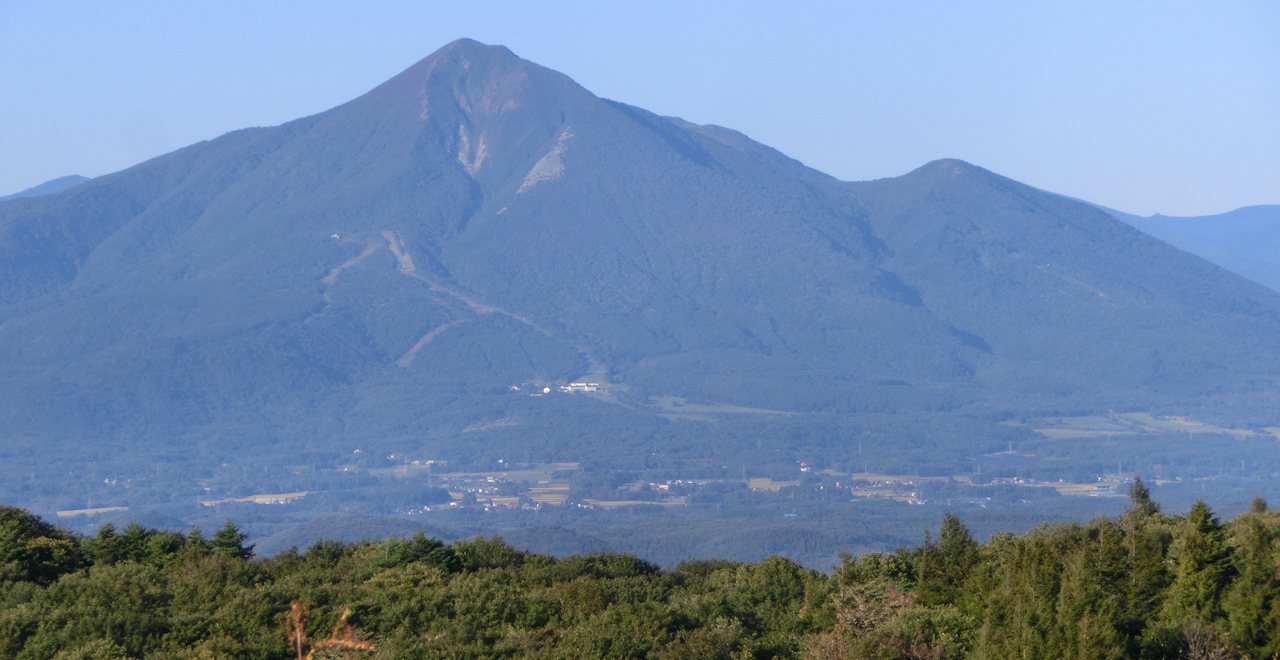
left=1, top=1, right=1276, bottom=216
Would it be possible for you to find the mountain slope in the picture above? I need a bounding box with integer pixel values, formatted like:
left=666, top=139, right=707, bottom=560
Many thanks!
left=852, top=163, right=1280, bottom=409
left=1103, top=205, right=1280, bottom=292
left=0, top=175, right=89, bottom=201
left=2, top=39, right=1279, bottom=511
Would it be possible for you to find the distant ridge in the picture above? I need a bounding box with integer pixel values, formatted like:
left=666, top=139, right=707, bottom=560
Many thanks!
left=1100, top=205, right=1280, bottom=292
left=0, top=174, right=89, bottom=201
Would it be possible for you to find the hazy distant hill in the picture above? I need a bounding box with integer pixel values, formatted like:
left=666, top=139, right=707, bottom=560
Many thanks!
left=1102, top=205, right=1280, bottom=292
left=3, top=39, right=1280, bottom=512
left=0, top=174, right=89, bottom=201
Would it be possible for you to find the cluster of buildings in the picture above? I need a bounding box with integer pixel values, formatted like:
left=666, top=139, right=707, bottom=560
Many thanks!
left=509, top=381, right=607, bottom=396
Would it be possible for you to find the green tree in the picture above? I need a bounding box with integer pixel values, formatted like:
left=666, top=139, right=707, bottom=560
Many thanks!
left=1118, top=484, right=1174, bottom=624
left=1163, top=499, right=1234, bottom=623
left=209, top=520, right=253, bottom=559
left=1054, top=539, right=1127, bottom=660
left=1125, top=476, right=1161, bottom=521
left=1221, top=497, right=1280, bottom=656
left=26, top=560, right=173, bottom=658
left=185, top=526, right=209, bottom=552
left=453, top=534, right=527, bottom=571
left=372, top=531, right=460, bottom=573
left=915, top=512, right=979, bottom=606
left=86, top=523, right=118, bottom=566
left=142, top=531, right=187, bottom=566
left=0, top=504, right=83, bottom=585
left=115, top=522, right=149, bottom=564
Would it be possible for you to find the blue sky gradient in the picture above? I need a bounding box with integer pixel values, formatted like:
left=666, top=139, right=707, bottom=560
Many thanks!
left=1, top=0, right=1275, bottom=216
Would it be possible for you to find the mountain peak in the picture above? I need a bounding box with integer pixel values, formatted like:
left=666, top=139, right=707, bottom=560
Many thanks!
left=364, top=38, right=530, bottom=99
left=917, top=158, right=979, bottom=179
left=403, top=38, right=525, bottom=79
left=346, top=38, right=586, bottom=134
left=437, top=37, right=517, bottom=58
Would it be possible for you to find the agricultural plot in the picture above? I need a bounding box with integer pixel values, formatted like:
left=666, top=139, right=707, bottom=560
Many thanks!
left=1023, top=412, right=1280, bottom=439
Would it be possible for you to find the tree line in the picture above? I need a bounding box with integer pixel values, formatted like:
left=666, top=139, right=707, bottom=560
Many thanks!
left=2, top=478, right=1278, bottom=658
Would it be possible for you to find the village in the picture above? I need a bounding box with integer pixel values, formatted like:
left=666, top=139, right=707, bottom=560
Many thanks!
left=50, top=454, right=1167, bottom=520
left=52, top=465, right=1167, bottom=520
left=375, top=460, right=1141, bottom=515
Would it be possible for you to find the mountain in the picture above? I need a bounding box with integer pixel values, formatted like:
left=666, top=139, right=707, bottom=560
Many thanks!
left=3, top=39, right=1280, bottom=515
left=0, top=174, right=89, bottom=201
left=1102, top=205, right=1280, bottom=292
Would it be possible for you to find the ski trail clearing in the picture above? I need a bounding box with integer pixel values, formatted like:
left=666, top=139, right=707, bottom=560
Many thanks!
left=323, top=240, right=380, bottom=285
left=382, top=230, right=503, bottom=315
left=396, top=319, right=467, bottom=367
left=381, top=230, right=418, bottom=273
left=380, top=229, right=608, bottom=379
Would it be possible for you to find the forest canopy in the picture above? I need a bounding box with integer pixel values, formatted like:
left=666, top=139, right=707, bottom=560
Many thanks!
left=2, top=480, right=1277, bottom=659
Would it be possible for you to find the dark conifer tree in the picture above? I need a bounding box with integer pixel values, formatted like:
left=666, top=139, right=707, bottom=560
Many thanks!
left=915, top=512, right=978, bottom=606
left=90, top=523, right=118, bottom=565
left=1118, top=477, right=1174, bottom=623
left=1126, top=476, right=1161, bottom=519
left=116, top=522, right=149, bottom=563
left=1222, top=497, right=1280, bottom=656
left=185, top=526, right=209, bottom=553
left=1164, top=499, right=1234, bottom=623
left=143, top=531, right=186, bottom=566
left=210, top=520, right=253, bottom=559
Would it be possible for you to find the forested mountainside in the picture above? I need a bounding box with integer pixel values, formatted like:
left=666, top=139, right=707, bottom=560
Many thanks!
left=3, top=39, right=1280, bottom=521
left=3, top=482, right=1279, bottom=659
left=1104, top=205, right=1280, bottom=292
left=0, top=175, right=89, bottom=202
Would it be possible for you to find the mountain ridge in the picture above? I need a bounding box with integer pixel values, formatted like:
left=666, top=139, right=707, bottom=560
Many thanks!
left=1100, top=204, right=1280, bottom=292
left=0, top=175, right=89, bottom=201
left=2, top=39, right=1279, bottom=513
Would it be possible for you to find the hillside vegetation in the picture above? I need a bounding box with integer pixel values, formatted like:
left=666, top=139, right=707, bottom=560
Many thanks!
left=4, top=481, right=1280, bottom=659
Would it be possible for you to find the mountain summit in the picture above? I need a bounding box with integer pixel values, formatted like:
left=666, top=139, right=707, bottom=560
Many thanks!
left=2, top=40, right=1279, bottom=510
